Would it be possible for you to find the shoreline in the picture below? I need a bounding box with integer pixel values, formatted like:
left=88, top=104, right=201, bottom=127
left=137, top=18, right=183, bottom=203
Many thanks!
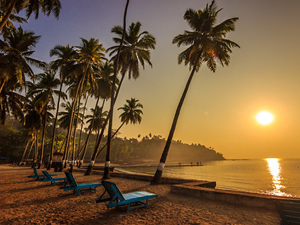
left=0, top=164, right=281, bottom=224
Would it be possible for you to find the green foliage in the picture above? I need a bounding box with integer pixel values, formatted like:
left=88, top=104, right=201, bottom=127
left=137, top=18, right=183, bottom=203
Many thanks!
left=0, top=120, right=28, bottom=162
left=96, top=134, right=225, bottom=164
left=0, top=117, right=225, bottom=164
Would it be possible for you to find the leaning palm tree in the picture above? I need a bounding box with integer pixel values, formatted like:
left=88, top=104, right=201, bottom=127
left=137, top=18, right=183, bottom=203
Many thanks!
left=0, top=0, right=61, bottom=30
left=96, top=98, right=143, bottom=158
left=117, top=98, right=143, bottom=130
left=151, top=1, right=240, bottom=184
left=100, top=17, right=156, bottom=178
left=48, top=44, right=77, bottom=169
left=97, top=0, right=130, bottom=179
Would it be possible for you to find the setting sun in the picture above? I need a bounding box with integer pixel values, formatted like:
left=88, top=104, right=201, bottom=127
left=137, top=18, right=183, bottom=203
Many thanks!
left=255, top=111, right=274, bottom=125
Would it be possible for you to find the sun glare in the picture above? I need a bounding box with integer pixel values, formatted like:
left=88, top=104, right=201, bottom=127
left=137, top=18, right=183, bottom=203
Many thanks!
left=255, top=111, right=274, bottom=125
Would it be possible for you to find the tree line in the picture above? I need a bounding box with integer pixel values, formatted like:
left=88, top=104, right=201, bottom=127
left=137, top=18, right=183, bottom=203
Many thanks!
left=0, top=117, right=224, bottom=165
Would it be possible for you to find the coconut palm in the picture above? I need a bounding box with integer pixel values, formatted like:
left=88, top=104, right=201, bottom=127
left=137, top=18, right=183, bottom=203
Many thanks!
left=58, top=101, right=83, bottom=170
left=0, top=84, right=26, bottom=125
left=107, top=21, right=156, bottom=80
left=118, top=98, right=143, bottom=126
left=0, top=0, right=61, bottom=30
left=64, top=38, right=105, bottom=157
left=86, top=106, right=108, bottom=136
left=0, top=27, right=45, bottom=124
left=47, top=44, right=77, bottom=169
left=82, top=62, right=117, bottom=171
left=96, top=98, right=143, bottom=158
left=26, top=69, right=61, bottom=168
left=100, top=14, right=156, bottom=178
left=0, top=7, right=27, bottom=39
left=151, top=1, right=240, bottom=184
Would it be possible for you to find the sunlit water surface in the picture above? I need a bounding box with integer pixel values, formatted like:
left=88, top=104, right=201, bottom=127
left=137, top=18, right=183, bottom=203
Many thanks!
left=119, top=158, right=300, bottom=197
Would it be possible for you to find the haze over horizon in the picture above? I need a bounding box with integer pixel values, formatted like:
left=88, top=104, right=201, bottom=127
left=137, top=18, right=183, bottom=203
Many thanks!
left=20, top=0, right=300, bottom=159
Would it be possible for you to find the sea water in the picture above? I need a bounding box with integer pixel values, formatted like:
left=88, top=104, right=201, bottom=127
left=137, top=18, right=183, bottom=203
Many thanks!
left=120, top=158, right=300, bottom=197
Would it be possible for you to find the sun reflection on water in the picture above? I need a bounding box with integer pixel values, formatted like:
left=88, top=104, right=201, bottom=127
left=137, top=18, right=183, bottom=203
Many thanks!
left=265, top=158, right=289, bottom=196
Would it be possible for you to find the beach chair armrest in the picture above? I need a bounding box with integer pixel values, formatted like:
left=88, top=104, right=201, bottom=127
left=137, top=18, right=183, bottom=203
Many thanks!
left=96, top=190, right=111, bottom=203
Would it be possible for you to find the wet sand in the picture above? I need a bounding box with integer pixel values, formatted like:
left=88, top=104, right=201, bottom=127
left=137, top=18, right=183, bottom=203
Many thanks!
left=0, top=164, right=280, bottom=224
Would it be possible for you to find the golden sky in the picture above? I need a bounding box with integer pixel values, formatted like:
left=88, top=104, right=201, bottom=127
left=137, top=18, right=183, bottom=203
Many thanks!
left=22, top=0, right=300, bottom=159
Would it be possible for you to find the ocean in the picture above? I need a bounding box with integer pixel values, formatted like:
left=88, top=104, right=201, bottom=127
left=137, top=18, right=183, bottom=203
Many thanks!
left=119, top=158, right=300, bottom=197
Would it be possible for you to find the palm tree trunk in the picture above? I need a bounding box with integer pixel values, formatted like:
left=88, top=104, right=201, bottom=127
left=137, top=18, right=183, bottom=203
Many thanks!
left=60, top=126, right=72, bottom=171
left=62, top=100, right=75, bottom=168
left=38, top=108, right=47, bottom=169
left=0, top=81, right=6, bottom=94
left=151, top=53, right=201, bottom=184
left=69, top=125, right=76, bottom=173
left=33, top=132, right=38, bottom=168
left=96, top=121, right=125, bottom=158
left=59, top=134, right=68, bottom=171
left=70, top=95, right=82, bottom=172
left=84, top=73, right=125, bottom=175
left=48, top=81, right=63, bottom=170
left=77, top=95, right=89, bottom=165
left=103, top=0, right=130, bottom=180
left=62, top=70, right=86, bottom=169
left=0, top=0, right=16, bottom=30
left=82, top=97, right=103, bottom=173
left=25, top=139, right=34, bottom=164
left=20, top=138, right=32, bottom=165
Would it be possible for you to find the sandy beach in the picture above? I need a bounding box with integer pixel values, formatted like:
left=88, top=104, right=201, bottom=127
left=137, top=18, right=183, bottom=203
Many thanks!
left=0, top=164, right=280, bottom=224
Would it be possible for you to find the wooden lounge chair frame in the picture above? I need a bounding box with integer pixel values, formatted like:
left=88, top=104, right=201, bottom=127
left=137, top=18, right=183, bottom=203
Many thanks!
left=96, top=180, right=158, bottom=212
left=28, top=167, right=57, bottom=180
left=42, top=170, right=67, bottom=185
left=276, top=199, right=300, bottom=225
left=63, top=172, right=102, bottom=195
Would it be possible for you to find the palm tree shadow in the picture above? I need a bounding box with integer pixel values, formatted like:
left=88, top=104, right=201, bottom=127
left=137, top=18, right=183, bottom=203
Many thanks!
left=0, top=192, right=78, bottom=210
left=1, top=180, right=37, bottom=185
left=8, top=182, right=66, bottom=193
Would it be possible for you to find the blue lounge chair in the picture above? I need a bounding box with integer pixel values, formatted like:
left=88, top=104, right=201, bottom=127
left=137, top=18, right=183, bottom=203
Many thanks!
left=276, top=200, right=300, bottom=225
left=28, top=167, right=57, bottom=180
left=96, top=180, right=158, bottom=212
left=42, top=170, right=67, bottom=185
left=63, top=172, right=102, bottom=195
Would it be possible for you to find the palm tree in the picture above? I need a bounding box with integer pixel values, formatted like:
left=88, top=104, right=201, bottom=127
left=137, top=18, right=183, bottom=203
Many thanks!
left=0, top=0, right=61, bottom=30
left=58, top=101, right=83, bottom=170
left=48, top=44, right=77, bottom=169
left=86, top=106, right=108, bottom=137
left=151, top=0, right=240, bottom=184
left=62, top=38, right=105, bottom=168
left=24, top=100, right=42, bottom=167
left=0, top=7, right=27, bottom=39
left=118, top=98, right=143, bottom=128
left=101, top=13, right=156, bottom=178
left=96, top=98, right=143, bottom=158
left=26, top=69, right=61, bottom=168
left=0, top=27, right=45, bottom=124
left=82, top=61, right=115, bottom=171
left=107, top=21, right=156, bottom=80
left=0, top=84, right=26, bottom=125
